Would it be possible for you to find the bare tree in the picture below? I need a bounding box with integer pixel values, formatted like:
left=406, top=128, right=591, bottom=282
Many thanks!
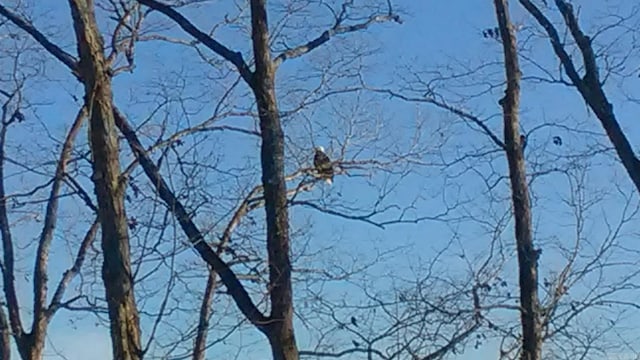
left=0, top=0, right=409, bottom=358
left=125, top=1, right=402, bottom=358
left=3, top=2, right=639, bottom=360
left=337, top=1, right=640, bottom=358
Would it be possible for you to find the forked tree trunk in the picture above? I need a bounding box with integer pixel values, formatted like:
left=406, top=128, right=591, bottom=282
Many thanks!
left=68, top=1, right=142, bottom=359
left=493, top=1, right=542, bottom=359
left=0, top=83, right=88, bottom=360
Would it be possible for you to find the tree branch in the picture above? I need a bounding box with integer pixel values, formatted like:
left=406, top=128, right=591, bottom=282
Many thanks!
left=46, top=218, right=99, bottom=319
left=192, top=269, right=218, bottom=360
left=273, top=11, right=401, bottom=68
left=290, top=200, right=385, bottom=229
left=519, top=0, right=640, bottom=194
left=422, top=322, right=481, bottom=360
left=517, top=0, right=583, bottom=85
left=136, top=0, right=253, bottom=84
left=553, top=0, right=599, bottom=84
left=366, top=86, right=506, bottom=150
left=0, top=4, right=79, bottom=77
left=112, top=106, right=269, bottom=331
left=0, top=3, right=269, bottom=333
left=32, top=106, right=85, bottom=342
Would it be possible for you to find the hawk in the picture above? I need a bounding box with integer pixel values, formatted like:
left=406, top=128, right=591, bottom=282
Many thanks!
left=314, top=146, right=334, bottom=185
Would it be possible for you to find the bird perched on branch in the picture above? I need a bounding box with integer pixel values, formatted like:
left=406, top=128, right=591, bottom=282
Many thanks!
left=314, top=146, right=334, bottom=185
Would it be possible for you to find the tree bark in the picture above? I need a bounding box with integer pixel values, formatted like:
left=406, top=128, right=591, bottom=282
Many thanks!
left=68, top=1, right=142, bottom=359
left=493, top=1, right=541, bottom=359
left=0, top=305, right=8, bottom=360
left=0, top=118, right=24, bottom=360
left=192, top=270, right=217, bottom=360
left=249, top=1, right=298, bottom=359
left=0, top=114, right=44, bottom=360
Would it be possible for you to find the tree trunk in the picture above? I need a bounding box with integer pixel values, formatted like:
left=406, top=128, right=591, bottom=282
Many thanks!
left=192, top=270, right=217, bottom=360
left=0, top=306, right=9, bottom=360
left=68, top=1, right=142, bottom=359
left=493, top=1, right=542, bottom=359
left=250, top=1, right=299, bottom=359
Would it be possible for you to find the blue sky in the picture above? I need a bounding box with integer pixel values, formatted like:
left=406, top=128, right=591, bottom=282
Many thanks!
left=3, top=0, right=640, bottom=359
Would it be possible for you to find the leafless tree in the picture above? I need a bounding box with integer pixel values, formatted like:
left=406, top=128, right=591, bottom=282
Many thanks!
left=341, top=1, right=640, bottom=359
left=120, top=1, right=404, bottom=359
left=0, top=1, right=432, bottom=359
left=2, top=1, right=638, bottom=360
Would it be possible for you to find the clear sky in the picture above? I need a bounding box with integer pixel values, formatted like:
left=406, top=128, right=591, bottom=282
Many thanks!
left=3, top=0, right=640, bottom=359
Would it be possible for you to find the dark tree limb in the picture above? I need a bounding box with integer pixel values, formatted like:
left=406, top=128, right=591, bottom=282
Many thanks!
left=136, top=0, right=254, bottom=84
left=519, top=0, right=640, bottom=194
left=273, top=11, right=401, bottom=67
left=0, top=4, right=79, bottom=78
left=112, top=107, right=269, bottom=330
left=192, top=269, right=217, bottom=360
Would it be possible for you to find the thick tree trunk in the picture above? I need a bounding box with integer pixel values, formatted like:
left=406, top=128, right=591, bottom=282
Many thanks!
left=14, top=335, right=44, bottom=360
left=68, top=1, right=142, bottom=359
left=249, top=1, right=299, bottom=359
left=493, top=1, right=541, bottom=360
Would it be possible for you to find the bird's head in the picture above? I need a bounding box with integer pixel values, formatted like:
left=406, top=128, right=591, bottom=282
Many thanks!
left=315, top=146, right=325, bottom=153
